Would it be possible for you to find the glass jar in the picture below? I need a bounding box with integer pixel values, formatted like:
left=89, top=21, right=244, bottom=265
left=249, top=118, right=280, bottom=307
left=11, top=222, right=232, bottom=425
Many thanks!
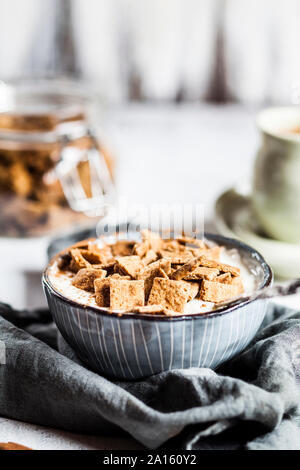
left=0, top=80, right=115, bottom=238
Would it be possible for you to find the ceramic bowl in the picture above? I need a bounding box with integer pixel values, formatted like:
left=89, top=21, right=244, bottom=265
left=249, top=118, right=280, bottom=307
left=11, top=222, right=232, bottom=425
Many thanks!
left=43, top=233, right=272, bottom=380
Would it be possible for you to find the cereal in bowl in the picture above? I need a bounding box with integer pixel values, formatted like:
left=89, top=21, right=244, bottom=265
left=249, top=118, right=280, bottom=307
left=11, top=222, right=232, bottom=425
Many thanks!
left=48, top=231, right=255, bottom=316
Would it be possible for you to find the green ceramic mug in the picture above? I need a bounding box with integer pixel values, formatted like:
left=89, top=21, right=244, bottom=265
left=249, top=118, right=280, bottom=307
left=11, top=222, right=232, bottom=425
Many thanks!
left=253, top=107, right=300, bottom=244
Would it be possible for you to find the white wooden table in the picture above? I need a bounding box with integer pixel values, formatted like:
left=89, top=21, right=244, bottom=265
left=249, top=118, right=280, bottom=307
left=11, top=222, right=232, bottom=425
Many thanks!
left=1, top=104, right=298, bottom=449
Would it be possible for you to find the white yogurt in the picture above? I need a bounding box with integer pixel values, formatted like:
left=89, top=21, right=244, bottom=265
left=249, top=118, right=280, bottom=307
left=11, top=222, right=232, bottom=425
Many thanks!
left=48, top=246, right=257, bottom=315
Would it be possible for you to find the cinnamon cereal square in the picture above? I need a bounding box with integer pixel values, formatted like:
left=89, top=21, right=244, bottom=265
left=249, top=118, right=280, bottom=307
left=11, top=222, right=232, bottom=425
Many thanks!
left=177, top=236, right=206, bottom=249
left=200, top=280, right=242, bottom=303
left=72, top=268, right=107, bottom=292
left=57, top=252, right=72, bottom=270
left=133, top=241, right=150, bottom=258
left=184, top=267, right=220, bottom=281
left=138, top=266, right=169, bottom=300
left=142, top=249, right=158, bottom=265
left=183, top=281, right=200, bottom=301
left=94, top=278, right=111, bottom=307
left=138, top=259, right=172, bottom=279
left=158, top=250, right=193, bottom=265
left=170, top=257, right=202, bottom=280
left=69, top=248, right=91, bottom=272
left=115, top=255, right=145, bottom=278
left=215, top=273, right=232, bottom=283
left=198, top=256, right=240, bottom=277
left=110, top=273, right=131, bottom=280
left=111, top=240, right=135, bottom=257
left=80, top=245, right=113, bottom=265
left=147, top=278, right=191, bottom=313
left=110, top=279, right=144, bottom=310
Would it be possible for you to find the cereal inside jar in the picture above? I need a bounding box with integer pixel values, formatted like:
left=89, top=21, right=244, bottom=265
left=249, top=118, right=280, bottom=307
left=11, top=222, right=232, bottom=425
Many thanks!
left=0, top=80, right=115, bottom=237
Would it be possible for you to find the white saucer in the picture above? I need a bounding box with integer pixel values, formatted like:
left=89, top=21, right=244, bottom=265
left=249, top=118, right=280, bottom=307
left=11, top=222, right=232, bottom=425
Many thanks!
left=215, top=185, right=300, bottom=279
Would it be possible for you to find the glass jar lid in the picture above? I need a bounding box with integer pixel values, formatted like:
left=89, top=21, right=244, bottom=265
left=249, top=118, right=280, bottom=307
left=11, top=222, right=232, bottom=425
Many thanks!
left=0, top=79, right=94, bottom=143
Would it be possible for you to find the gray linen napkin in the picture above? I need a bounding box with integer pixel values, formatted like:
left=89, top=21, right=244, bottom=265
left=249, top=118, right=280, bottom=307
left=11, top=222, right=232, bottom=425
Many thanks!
left=0, top=301, right=299, bottom=450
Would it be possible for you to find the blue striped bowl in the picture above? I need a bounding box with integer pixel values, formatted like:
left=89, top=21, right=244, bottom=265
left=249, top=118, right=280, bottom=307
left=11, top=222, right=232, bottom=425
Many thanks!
left=43, top=234, right=272, bottom=380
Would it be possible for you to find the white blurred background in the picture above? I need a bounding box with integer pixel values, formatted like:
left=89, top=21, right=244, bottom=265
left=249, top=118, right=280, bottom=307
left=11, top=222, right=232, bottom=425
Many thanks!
left=0, top=0, right=299, bottom=105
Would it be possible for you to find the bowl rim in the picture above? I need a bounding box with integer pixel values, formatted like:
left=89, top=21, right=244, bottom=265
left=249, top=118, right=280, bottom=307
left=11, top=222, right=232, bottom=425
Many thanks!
left=43, top=232, right=273, bottom=323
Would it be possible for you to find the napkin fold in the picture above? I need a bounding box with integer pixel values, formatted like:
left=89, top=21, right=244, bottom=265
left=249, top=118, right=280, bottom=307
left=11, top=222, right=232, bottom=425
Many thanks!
left=0, top=301, right=299, bottom=450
